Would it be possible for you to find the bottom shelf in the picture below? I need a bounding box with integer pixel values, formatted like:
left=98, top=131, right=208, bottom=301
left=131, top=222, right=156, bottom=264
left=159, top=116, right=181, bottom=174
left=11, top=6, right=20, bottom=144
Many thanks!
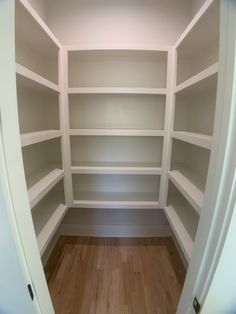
left=73, top=192, right=160, bottom=209
left=166, top=182, right=199, bottom=262
left=164, top=205, right=193, bottom=263
left=32, top=191, right=67, bottom=255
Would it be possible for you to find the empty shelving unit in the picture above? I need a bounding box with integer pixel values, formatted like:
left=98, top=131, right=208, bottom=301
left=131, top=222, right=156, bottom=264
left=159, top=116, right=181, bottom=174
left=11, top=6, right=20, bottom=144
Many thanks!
left=15, top=0, right=67, bottom=256
left=2, top=0, right=231, bottom=312
left=12, top=0, right=221, bottom=266
left=164, top=0, right=219, bottom=263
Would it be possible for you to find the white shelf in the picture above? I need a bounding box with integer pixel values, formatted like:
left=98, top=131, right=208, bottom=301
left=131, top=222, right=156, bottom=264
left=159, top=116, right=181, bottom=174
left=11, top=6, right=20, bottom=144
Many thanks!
left=171, top=131, right=212, bottom=149
left=28, top=168, right=64, bottom=208
left=65, top=46, right=170, bottom=52
left=72, top=192, right=160, bottom=209
left=17, top=0, right=61, bottom=49
left=71, top=161, right=161, bottom=175
left=168, top=170, right=203, bottom=214
left=68, top=87, right=167, bottom=95
left=69, top=129, right=164, bottom=137
left=175, top=63, right=218, bottom=94
left=165, top=205, right=193, bottom=263
left=37, top=203, right=67, bottom=255
left=175, top=0, right=218, bottom=50
left=21, top=130, right=62, bottom=147
left=16, top=63, right=59, bottom=92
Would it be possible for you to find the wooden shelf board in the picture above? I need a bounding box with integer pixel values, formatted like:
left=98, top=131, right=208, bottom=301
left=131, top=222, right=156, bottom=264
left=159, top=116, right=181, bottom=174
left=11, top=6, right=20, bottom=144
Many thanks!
left=21, top=130, right=62, bottom=147
left=69, top=129, right=164, bottom=137
left=175, top=0, right=218, bottom=50
left=17, top=0, right=61, bottom=49
left=175, top=63, right=218, bottom=94
left=65, top=46, right=170, bottom=52
left=72, top=166, right=161, bottom=175
left=68, top=87, right=167, bottom=95
left=72, top=192, right=160, bottom=209
left=164, top=205, right=193, bottom=262
left=28, top=168, right=64, bottom=209
left=168, top=169, right=203, bottom=214
left=16, top=63, right=59, bottom=92
left=37, top=203, right=67, bottom=255
left=171, top=131, right=212, bottom=149
left=71, top=161, right=161, bottom=175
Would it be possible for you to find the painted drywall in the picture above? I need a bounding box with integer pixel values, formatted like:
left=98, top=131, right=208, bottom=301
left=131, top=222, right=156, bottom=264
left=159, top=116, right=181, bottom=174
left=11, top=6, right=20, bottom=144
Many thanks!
left=45, top=0, right=192, bottom=47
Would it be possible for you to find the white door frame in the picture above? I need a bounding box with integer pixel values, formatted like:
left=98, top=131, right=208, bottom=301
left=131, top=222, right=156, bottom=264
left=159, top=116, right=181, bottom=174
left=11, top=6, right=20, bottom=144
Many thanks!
left=0, top=1, right=54, bottom=313
left=177, top=0, right=236, bottom=313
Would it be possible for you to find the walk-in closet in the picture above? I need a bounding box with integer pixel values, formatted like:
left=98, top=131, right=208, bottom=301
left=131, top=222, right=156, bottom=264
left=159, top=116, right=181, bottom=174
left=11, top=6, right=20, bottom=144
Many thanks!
left=1, top=0, right=236, bottom=313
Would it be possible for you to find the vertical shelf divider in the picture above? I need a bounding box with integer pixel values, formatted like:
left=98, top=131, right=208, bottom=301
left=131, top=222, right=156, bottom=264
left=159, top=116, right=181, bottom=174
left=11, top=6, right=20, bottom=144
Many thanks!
left=59, top=47, right=73, bottom=205
left=159, top=47, right=177, bottom=207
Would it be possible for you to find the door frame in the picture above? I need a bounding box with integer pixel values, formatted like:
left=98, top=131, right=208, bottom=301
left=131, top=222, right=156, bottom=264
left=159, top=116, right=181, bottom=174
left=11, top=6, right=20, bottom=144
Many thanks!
left=177, top=0, right=236, bottom=313
left=0, top=1, right=54, bottom=313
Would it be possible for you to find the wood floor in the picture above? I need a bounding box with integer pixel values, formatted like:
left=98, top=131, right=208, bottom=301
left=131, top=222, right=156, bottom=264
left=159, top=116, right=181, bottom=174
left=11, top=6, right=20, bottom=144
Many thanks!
left=45, top=236, right=186, bottom=314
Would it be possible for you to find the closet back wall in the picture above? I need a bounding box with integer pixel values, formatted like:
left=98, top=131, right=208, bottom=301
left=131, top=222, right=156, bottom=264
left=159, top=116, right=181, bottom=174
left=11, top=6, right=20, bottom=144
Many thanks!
left=44, top=0, right=192, bottom=47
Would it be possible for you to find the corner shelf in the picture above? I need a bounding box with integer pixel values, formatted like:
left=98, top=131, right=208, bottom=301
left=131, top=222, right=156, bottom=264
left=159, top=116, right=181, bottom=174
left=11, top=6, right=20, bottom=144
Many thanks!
left=16, top=63, right=59, bottom=93
left=175, top=63, right=218, bottom=94
left=37, top=203, right=67, bottom=256
left=164, top=205, right=193, bottom=262
left=175, top=0, right=218, bottom=50
left=17, top=0, right=61, bottom=49
left=171, top=131, right=212, bottom=149
left=168, top=169, right=203, bottom=214
left=68, top=87, right=167, bottom=95
left=69, top=129, right=164, bottom=137
left=21, top=130, right=62, bottom=147
left=28, top=168, right=64, bottom=208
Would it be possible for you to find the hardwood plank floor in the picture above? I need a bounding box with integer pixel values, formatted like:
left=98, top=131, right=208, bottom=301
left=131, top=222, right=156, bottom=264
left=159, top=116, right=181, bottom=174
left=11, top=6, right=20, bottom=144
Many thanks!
left=45, top=236, right=186, bottom=314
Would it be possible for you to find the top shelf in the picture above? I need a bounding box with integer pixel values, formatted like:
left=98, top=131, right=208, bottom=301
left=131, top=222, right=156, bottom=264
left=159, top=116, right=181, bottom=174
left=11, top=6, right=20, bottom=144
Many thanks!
left=15, top=0, right=60, bottom=84
left=175, top=0, right=219, bottom=54
left=16, top=0, right=60, bottom=52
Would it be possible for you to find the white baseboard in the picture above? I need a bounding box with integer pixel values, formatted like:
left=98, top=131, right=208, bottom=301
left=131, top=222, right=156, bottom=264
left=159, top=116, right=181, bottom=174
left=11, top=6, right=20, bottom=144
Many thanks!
left=59, top=223, right=171, bottom=237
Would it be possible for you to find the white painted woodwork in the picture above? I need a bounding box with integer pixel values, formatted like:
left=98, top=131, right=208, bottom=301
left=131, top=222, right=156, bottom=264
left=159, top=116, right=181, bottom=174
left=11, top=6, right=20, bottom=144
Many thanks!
left=15, top=0, right=60, bottom=83
left=69, top=94, right=166, bottom=130
left=175, top=63, right=218, bottom=93
left=21, top=130, right=62, bottom=147
left=72, top=174, right=160, bottom=209
left=37, top=203, right=67, bottom=255
left=171, top=131, right=212, bottom=149
left=70, top=136, right=163, bottom=166
left=174, top=75, right=217, bottom=136
left=168, top=170, right=203, bottom=214
left=176, top=0, right=219, bottom=84
left=165, top=205, right=193, bottom=262
left=71, top=162, right=162, bottom=175
left=16, top=63, right=59, bottom=92
left=9, top=0, right=224, bottom=298
left=28, top=168, right=64, bottom=209
left=68, top=87, right=167, bottom=95
left=16, top=81, right=60, bottom=134
left=70, top=129, right=164, bottom=137
left=68, top=50, right=168, bottom=88
left=171, top=139, right=210, bottom=192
